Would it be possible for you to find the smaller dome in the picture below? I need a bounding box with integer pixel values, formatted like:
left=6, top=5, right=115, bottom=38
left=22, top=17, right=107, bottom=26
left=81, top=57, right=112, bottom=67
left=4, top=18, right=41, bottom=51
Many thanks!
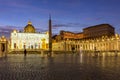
left=24, top=21, right=36, bottom=33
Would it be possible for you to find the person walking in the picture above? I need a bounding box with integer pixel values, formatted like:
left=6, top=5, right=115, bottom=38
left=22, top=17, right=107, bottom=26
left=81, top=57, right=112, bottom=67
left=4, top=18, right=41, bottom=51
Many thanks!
left=24, top=49, right=27, bottom=56
left=72, top=47, right=75, bottom=53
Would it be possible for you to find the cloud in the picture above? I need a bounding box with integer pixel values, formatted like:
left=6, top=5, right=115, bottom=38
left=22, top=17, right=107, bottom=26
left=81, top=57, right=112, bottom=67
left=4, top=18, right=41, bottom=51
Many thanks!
left=0, top=0, right=30, bottom=8
left=52, top=23, right=89, bottom=29
left=36, top=28, right=48, bottom=32
left=52, top=22, right=89, bottom=35
left=0, top=25, right=22, bottom=38
left=53, top=24, right=69, bottom=28
left=85, top=17, right=104, bottom=21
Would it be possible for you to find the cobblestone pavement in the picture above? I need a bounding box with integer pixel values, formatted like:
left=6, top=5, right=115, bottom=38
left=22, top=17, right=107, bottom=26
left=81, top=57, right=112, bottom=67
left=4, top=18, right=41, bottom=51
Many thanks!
left=0, top=53, right=120, bottom=80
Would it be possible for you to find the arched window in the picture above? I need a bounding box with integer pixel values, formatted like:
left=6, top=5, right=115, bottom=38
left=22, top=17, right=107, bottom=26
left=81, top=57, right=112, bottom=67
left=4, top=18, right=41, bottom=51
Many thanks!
left=1, top=43, right=5, bottom=52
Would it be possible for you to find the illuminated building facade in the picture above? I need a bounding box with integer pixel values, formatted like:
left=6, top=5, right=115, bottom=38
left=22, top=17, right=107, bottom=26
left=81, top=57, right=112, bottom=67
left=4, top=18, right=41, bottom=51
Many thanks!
left=60, top=30, right=84, bottom=40
left=52, top=24, right=120, bottom=52
left=52, top=30, right=84, bottom=43
left=0, top=22, right=118, bottom=52
left=73, top=34, right=119, bottom=52
left=53, top=34, right=120, bottom=52
left=53, top=24, right=115, bottom=42
left=10, top=21, right=49, bottom=50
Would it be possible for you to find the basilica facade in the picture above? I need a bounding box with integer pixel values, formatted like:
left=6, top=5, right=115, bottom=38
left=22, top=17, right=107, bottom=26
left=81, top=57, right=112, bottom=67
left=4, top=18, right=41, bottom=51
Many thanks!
left=10, top=21, right=49, bottom=51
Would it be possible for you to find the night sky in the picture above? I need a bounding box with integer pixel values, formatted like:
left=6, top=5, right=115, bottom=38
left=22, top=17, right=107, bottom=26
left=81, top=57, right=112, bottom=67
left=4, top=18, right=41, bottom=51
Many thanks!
left=0, top=0, right=120, bottom=37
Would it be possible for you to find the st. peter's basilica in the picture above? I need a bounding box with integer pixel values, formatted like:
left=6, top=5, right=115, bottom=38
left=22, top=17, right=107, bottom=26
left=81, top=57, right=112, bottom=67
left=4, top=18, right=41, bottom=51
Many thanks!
left=10, top=21, right=49, bottom=51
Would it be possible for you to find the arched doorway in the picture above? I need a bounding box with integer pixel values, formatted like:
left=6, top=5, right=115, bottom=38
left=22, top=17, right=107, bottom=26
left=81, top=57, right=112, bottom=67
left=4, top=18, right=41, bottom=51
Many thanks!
left=0, top=36, right=8, bottom=57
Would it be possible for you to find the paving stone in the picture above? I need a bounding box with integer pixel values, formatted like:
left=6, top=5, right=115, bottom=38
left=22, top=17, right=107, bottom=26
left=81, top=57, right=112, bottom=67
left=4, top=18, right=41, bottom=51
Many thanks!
left=0, top=53, right=120, bottom=80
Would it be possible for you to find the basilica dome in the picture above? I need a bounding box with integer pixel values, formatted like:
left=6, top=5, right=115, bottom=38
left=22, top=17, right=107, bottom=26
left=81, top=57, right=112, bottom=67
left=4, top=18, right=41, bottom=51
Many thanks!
left=24, top=21, right=36, bottom=33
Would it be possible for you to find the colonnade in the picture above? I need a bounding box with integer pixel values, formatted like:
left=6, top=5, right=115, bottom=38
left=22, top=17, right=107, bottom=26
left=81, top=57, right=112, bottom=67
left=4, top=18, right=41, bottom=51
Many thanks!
left=52, top=34, right=120, bottom=52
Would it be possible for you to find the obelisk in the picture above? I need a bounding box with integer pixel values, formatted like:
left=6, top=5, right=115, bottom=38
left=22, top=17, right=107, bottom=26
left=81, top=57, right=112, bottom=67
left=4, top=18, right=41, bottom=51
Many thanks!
left=48, top=15, right=52, bottom=56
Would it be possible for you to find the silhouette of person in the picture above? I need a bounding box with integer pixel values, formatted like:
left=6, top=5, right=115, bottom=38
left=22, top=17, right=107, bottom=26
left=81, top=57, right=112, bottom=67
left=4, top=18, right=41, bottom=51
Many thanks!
left=72, top=47, right=75, bottom=53
left=24, top=49, right=27, bottom=56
